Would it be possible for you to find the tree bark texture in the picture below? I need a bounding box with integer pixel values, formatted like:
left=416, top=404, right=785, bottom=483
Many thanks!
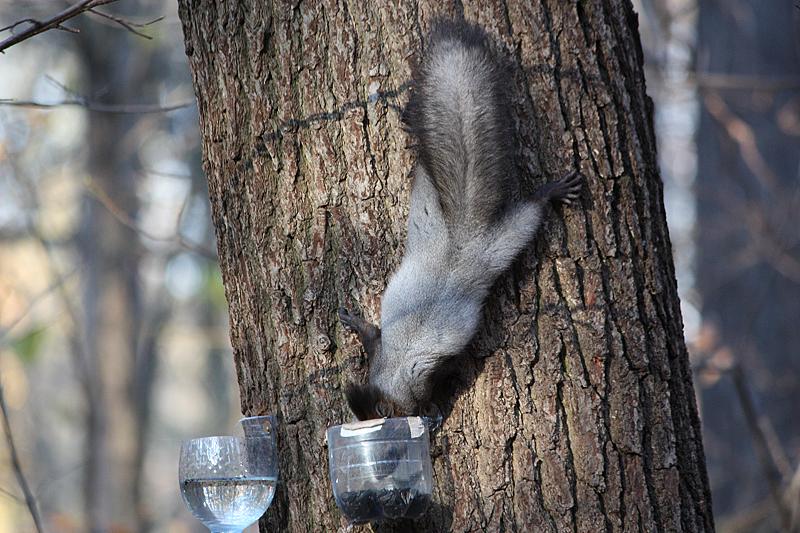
left=178, top=2, right=714, bottom=531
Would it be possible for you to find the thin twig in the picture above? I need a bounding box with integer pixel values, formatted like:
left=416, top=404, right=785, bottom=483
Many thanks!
left=699, top=184, right=800, bottom=285
left=719, top=497, right=778, bottom=533
left=718, top=466, right=800, bottom=533
left=704, top=92, right=781, bottom=192
left=0, top=267, right=79, bottom=346
left=84, top=179, right=216, bottom=259
left=0, top=485, right=23, bottom=503
left=7, top=172, right=103, bottom=531
left=0, top=74, right=193, bottom=114
left=87, top=9, right=164, bottom=40
left=731, top=365, right=792, bottom=531
left=695, top=73, right=800, bottom=91
left=789, top=463, right=800, bottom=533
left=43, top=75, right=82, bottom=99
left=0, top=17, right=79, bottom=35
left=0, top=98, right=194, bottom=114
left=0, top=0, right=117, bottom=53
left=0, top=382, right=44, bottom=533
left=1, top=19, right=40, bottom=33
left=139, top=167, right=193, bottom=180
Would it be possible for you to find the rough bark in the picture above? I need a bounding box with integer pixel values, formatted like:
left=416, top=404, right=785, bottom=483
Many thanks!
left=177, top=1, right=714, bottom=531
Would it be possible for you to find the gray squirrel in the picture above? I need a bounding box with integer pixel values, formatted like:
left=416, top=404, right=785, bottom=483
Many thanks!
left=339, top=20, right=582, bottom=420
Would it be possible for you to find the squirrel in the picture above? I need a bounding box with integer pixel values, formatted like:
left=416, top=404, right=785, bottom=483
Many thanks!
left=339, top=20, right=582, bottom=421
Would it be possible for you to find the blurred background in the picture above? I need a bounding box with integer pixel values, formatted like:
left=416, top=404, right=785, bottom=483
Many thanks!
left=0, top=1, right=240, bottom=531
left=0, top=0, right=797, bottom=532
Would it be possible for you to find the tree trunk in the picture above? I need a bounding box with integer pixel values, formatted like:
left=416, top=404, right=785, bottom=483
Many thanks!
left=77, top=28, right=141, bottom=533
left=75, top=8, right=157, bottom=529
left=177, top=2, right=714, bottom=531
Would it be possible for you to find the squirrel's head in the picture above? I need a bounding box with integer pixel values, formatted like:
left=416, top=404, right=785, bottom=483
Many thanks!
left=344, top=383, right=411, bottom=421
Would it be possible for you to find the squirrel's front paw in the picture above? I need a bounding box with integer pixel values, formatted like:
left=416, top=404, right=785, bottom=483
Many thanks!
left=537, top=171, right=583, bottom=205
left=338, top=307, right=360, bottom=332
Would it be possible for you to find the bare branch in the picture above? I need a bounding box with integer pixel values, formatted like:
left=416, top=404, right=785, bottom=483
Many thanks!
left=693, top=333, right=799, bottom=531
left=730, top=365, right=792, bottom=531
left=790, top=463, right=800, bottom=532
left=84, top=179, right=216, bottom=260
left=87, top=9, right=164, bottom=40
left=0, top=382, right=44, bottom=533
left=0, top=98, right=194, bottom=114
left=43, top=75, right=82, bottom=98
left=696, top=73, right=800, bottom=91
left=0, top=17, right=79, bottom=36
left=700, top=184, right=800, bottom=285
left=139, top=167, right=193, bottom=180
left=1, top=74, right=193, bottom=114
left=704, top=92, right=781, bottom=192
left=0, top=0, right=118, bottom=53
left=719, top=497, right=781, bottom=533
left=0, top=268, right=79, bottom=346
left=0, top=19, right=41, bottom=33
left=0, top=485, right=23, bottom=503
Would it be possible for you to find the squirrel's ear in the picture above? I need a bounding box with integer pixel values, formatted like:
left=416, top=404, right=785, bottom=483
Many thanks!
left=345, top=383, right=382, bottom=421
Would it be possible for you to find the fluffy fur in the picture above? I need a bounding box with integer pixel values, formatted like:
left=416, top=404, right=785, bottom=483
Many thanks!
left=340, top=20, right=581, bottom=420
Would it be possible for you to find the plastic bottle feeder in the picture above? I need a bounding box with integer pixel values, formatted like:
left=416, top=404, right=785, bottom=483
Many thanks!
left=327, top=417, right=433, bottom=523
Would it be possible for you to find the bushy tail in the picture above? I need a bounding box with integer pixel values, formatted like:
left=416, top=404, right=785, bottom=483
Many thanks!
left=403, top=20, right=516, bottom=230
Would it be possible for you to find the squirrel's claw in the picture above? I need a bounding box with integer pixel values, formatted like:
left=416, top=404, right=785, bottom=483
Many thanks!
left=338, top=307, right=357, bottom=331
left=543, top=170, right=583, bottom=205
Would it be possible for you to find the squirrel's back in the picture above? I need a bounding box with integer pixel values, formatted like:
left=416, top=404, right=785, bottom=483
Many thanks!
left=403, top=20, right=516, bottom=230
left=342, top=20, right=583, bottom=420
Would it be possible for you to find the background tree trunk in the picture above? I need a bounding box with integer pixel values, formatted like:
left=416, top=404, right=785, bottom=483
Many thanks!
left=177, top=1, right=714, bottom=531
left=696, top=1, right=800, bottom=529
left=76, top=16, right=143, bottom=532
left=74, top=6, right=169, bottom=529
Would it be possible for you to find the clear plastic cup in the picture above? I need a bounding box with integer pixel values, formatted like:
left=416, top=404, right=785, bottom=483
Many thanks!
left=327, top=417, right=433, bottom=523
